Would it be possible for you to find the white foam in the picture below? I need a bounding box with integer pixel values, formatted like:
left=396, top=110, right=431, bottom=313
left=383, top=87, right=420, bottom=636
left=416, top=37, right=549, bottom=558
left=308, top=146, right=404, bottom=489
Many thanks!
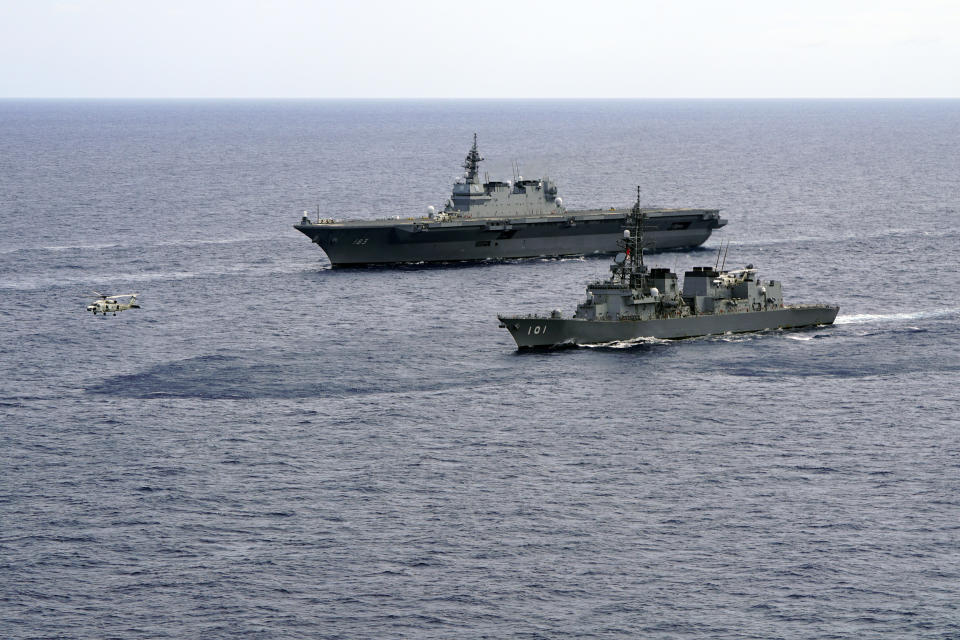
left=731, top=226, right=941, bottom=248
left=582, top=336, right=670, bottom=349
left=835, top=308, right=959, bottom=325
left=44, top=242, right=120, bottom=252
left=0, top=260, right=316, bottom=291
left=2, top=234, right=288, bottom=257
left=0, top=242, right=120, bottom=255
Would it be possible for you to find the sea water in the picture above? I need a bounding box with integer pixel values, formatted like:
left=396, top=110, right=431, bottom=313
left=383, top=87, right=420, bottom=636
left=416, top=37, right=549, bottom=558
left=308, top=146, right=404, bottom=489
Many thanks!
left=1, top=99, right=959, bottom=638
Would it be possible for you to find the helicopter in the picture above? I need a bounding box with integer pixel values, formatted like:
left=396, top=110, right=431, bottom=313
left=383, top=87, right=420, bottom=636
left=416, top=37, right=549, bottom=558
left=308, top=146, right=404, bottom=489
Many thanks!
left=86, top=292, right=140, bottom=316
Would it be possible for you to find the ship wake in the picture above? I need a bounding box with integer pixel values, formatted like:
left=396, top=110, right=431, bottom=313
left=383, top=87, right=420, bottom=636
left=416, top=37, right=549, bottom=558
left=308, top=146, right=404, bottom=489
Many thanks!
left=581, top=336, right=671, bottom=349
left=836, top=308, right=960, bottom=325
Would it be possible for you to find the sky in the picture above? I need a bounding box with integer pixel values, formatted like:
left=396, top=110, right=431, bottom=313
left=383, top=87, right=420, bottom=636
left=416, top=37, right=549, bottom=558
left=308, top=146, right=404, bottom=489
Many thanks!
left=1, top=0, right=958, bottom=98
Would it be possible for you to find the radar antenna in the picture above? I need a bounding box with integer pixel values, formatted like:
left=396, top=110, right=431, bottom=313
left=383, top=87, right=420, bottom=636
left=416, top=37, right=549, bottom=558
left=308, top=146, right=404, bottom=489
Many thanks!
left=462, top=133, right=483, bottom=183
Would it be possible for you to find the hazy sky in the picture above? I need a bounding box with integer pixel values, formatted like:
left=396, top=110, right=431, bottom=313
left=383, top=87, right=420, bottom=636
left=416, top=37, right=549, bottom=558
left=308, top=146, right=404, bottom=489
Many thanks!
left=2, top=0, right=958, bottom=98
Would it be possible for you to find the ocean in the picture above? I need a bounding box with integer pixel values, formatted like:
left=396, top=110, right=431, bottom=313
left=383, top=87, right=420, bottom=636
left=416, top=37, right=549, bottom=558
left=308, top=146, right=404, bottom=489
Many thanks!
left=1, top=99, right=959, bottom=638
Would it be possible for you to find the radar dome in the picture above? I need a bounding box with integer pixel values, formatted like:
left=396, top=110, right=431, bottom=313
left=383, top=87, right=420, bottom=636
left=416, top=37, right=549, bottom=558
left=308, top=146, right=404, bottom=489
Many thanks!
left=623, top=230, right=631, bottom=239
left=554, top=197, right=563, bottom=207
left=650, top=287, right=660, bottom=298
left=427, top=205, right=436, bottom=216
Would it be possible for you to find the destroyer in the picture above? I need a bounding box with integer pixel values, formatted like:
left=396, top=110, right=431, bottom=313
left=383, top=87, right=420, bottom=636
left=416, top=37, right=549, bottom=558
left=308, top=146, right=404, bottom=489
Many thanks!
left=498, top=189, right=838, bottom=349
left=294, top=135, right=726, bottom=266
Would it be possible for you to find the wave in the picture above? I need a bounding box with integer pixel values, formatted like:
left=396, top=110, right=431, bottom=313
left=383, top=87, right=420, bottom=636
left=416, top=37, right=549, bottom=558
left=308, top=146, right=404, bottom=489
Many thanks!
left=42, top=242, right=120, bottom=252
left=728, top=226, right=957, bottom=249
left=0, top=242, right=120, bottom=255
left=581, top=336, right=671, bottom=349
left=835, top=308, right=960, bottom=325
left=0, top=260, right=319, bottom=291
left=0, top=234, right=290, bottom=256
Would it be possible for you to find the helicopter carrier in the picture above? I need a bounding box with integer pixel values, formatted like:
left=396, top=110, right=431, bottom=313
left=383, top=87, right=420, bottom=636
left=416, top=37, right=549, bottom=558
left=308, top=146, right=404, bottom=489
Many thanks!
left=498, top=189, right=838, bottom=349
left=294, top=135, right=726, bottom=267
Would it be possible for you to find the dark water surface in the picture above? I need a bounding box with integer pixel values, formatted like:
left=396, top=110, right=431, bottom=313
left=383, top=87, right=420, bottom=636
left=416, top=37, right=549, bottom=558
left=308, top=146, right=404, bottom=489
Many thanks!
left=2, top=100, right=959, bottom=638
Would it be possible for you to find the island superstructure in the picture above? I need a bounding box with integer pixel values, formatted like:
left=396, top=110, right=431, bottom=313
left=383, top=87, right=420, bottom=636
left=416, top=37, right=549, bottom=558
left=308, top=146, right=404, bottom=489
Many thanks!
left=294, top=135, right=726, bottom=267
left=498, top=188, right=839, bottom=349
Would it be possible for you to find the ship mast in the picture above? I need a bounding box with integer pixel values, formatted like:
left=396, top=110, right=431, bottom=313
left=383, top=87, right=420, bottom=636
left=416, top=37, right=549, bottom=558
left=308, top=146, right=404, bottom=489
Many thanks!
left=629, top=186, right=648, bottom=290
left=611, top=186, right=649, bottom=289
left=462, top=133, right=483, bottom=183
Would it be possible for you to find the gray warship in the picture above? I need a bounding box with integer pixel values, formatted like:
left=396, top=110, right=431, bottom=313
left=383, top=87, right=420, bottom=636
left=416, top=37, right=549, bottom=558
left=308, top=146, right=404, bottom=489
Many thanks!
left=294, top=135, right=726, bottom=266
left=498, top=189, right=838, bottom=349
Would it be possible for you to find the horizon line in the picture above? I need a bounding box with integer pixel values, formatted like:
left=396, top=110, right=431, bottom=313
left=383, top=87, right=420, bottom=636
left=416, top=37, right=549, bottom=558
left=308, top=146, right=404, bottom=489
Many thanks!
left=2, top=96, right=959, bottom=101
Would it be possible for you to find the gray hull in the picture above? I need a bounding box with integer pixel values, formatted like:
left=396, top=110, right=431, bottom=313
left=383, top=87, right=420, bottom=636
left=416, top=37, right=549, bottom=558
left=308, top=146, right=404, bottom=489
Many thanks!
left=499, top=306, right=840, bottom=349
left=295, top=209, right=724, bottom=267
